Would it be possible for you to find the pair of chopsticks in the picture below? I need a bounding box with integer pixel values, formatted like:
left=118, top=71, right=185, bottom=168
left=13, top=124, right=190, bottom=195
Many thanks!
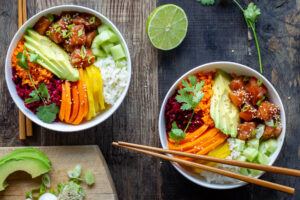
left=18, top=0, right=32, bottom=139
left=113, top=141, right=300, bottom=194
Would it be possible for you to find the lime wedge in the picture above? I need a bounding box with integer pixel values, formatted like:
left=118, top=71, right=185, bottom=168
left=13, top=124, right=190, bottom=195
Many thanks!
left=146, top=4, right=188, bottom=50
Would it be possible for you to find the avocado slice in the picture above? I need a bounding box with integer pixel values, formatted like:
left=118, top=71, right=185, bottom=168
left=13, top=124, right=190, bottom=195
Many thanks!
left=25, top=29, right=79, bottom=82
left=0, top=148, right=51, bottom=166
left=210, top=69, right=240, bottom=137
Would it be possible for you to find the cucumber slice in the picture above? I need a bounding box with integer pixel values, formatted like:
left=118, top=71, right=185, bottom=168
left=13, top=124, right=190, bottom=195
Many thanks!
left=97, top=30, right=119, bottom=45
left=97, top=24, right=110, bottom=33
left=247, top=138, right=260, bottom=149
left=257, top=152, right=271, bottom=165
left=110, top=44, right=126, bottom=60
left=236, top=155, right=247, bottom=162
left=92, top=48, right=107, bottom=58
left=91, top=35, right=102, bottom=49
left=116, top=59, right=127, bottom=68
left=259, top=142, right=267, bottom=155
left=101, top=42, right=114, bottom=54
left=242, top=147, right=258, bottom=162
left=264, top=139, right=278, bottom=156
left=249, top=169, right=262, bottom=177
left=234, top=139, right=245, bottom=152
left=239, top=167, right=249, bottom=176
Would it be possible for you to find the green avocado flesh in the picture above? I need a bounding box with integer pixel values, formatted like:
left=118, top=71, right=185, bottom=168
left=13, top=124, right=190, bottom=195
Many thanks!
left=0, top=148, right=51, bottom=191
left=24, top=29, right=79, bottom=82
left=210, top=69, right=240, bottom=137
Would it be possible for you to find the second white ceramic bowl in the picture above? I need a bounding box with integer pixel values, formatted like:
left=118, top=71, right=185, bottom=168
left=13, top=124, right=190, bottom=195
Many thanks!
left=5, top=5, right=131, bottom=132
left=158, top=62, right=286, bottom=189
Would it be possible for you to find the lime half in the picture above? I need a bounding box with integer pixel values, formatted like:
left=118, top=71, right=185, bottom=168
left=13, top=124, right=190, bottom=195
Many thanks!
left=146, top=4, right=188, bottom=50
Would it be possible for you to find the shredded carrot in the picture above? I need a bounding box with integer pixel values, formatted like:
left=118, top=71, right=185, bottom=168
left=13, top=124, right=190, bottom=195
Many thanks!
left=11, top=39, right=53, bottom=87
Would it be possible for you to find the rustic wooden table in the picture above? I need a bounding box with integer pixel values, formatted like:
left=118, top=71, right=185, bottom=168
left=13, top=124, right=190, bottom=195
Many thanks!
left=0, top=0, right=299, bottom=199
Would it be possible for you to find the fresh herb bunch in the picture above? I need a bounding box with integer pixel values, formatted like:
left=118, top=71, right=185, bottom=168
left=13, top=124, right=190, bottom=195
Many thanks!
left=233, top=0, right=263, bottom=74
left=168, top=75, right=205, bottom=144
left=16, top=49, right=59, bottom=123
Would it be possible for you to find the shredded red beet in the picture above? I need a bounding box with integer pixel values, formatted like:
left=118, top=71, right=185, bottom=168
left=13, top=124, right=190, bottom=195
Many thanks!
left=13, top=70, right=62, bottom=115
left=165, top=95, right=203, bottom=133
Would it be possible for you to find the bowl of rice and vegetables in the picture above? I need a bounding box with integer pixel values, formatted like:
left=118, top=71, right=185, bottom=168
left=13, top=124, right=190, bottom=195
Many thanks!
left=5, top=5, right=131, bottom=132
left=159, top=62, right=286, bottom=189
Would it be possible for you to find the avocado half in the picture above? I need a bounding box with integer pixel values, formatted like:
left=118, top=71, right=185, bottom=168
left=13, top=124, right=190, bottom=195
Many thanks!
left=0, top=148, right=51, bottom=191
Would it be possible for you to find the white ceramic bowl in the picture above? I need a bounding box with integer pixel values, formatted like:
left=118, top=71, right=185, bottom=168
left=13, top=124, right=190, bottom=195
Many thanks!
left=159, top=62, right=286, bottom=189
left=5, top=5, right=131, bottom=132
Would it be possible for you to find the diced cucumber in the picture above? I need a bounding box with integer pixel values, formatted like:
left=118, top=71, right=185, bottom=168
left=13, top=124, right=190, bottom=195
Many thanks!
left=92, top=48, right=107, bottom=58
left=259, top=142, right=267, bottom=154
left=242, top=147, right=258, bottom=162
left=110, top=44, right=126, bottom=60
left=101, top=42, right=114, bottom=54
left=257, top=152, right=271, bottom=165
left=236, top=155, right=247, bottom=162
left=97, top=30, right=119, bottom=45
left=264, top=139, right=278, bottom=156
left=247, top=138, right=260, bottom=149
left=249, top=169, right=262, bottom=177
left=239, top=167, right=249, bottom=176
left=234, top=139, right=245, bottom=152
left=91, top=35, right=102, bottom=49
left=97, top=24, right=110, bottom=33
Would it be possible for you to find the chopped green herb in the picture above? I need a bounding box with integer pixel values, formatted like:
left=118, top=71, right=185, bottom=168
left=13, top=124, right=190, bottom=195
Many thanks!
left=29, top=53, right=40, bottom=63
left=242, top=104, right=250, bottom=112
left=16, top=52, right=29, bottom=70
left=55, top=27, right=61, bottom=33
left=62, top=30, right=73, bottom=38
left=81, top=45, right=87, bottom=59
left=78, top=29, right=83, bottom=37
left=52, top=24, right=58, bottom=29
left=67, top=23, right=75, bottom=29
left=65, top=13, right=71, bottom=20
left=197, top=0, right=215, bottom=6
left=273, top=120, right=278, bottom=128
left=243, top=76, right=249, bottom=82
left=46, top=30, right=50, bottom=36
left=25, top=90, right=40, bottom=104
left=257, top=78, right=263, bottom=86
left=42, top=174, right=51, bottom=188
left=87, top=56, right=95, bottom=63
left=168, top=122, right=186, bottom=145
left=36, top=103, right=59, bottom=123
left=46, top=14, right=54, bottom=22
left=89, top=17, right=95, bottom=24
left=233, top=1, right=262, bottom=74
left=85, top=170, right=95, bottom=186
left=256, top=96, right=265, bottom=106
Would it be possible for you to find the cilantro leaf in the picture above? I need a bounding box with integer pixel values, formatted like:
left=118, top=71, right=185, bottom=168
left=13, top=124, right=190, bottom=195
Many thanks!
left=36, top=103, right=59, bottom=123
left=168, top=122, right=186, bottom=144
left=25, top=90, right=40, bottom=104
left=29, top=53, right=40, bottom=63
left=244, top=3, right=260, bottom=27
left=176, top=76, right=205, bottom=111
left=38, top=83, right=50, bottom=100
left=16, top=52, right=29, bottom=70
left=197, top=0, right=215, bottom=6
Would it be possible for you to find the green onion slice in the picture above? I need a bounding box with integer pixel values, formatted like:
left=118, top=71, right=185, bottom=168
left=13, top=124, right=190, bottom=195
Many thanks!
left=257, top=78, right=263, bottom=86
left=89, top=17, right=95, bottom=24
left=42, top=174, right=51, bottom=188
left=78, top=29, right=83, bottom=36
left=55, top=27, right=61, bottom=33
left=67, top=23, right=75, bottom=29
left=242, top=104, right=250, bottom=112
left=88, top=56, right=95, bottom=63
left=251, top=129, right=258, bottom=136
left=52, top=24, right=58, bottom=29
left=46, top=30, right=50, bottom=36
left=46, top=14, right=54, bottom=22
left=273, top=120, right=278, bottom=128
left=256, top=96, right=265, bottom=106
left=243, top=76, right=249, bottom=82
left=65, top=13, right=71, bottom=20
left=81, top=46, right=87, bottom=59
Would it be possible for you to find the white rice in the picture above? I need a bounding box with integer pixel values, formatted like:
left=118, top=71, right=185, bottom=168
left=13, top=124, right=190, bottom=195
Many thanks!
left=94, top=55, right=128, bottom=105
left=199, top=138, right=243, bottom=184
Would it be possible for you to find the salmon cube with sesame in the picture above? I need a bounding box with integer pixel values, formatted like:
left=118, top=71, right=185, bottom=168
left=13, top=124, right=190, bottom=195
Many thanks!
left=34, top=16, right=52, bottom=35
left=70, top=47, right=96, bottom=68
left=229, top=77, right=245, bottom=91
left=258, top=101, right=280, bottom=121
left=237, top=122, right=256, bottom=140
left=70, top=25, right=86, bottom=46
left=49, top=19, right=68, bottom=43
left=240, top=104, right=258, bottom=121
left=246, top=77, right=267, bottom=105
left=229, top=89, right=251, bottom=107
left=262, top=124, right=282, bottom=140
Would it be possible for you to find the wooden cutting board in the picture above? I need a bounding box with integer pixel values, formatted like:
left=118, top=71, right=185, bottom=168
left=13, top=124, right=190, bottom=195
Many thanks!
left=0, top=145, right=117, bottom=200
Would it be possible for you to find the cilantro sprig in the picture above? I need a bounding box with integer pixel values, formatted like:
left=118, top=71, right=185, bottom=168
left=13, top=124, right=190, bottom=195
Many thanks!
left=233, top=0, right=262, bottom=74
left=16, top=50, right=59, bottom=123
left=168, top=75, right=205, bottom=144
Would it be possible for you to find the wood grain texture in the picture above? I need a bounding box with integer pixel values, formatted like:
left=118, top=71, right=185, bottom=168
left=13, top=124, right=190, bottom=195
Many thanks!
left=0, top=0, right=159, bottom=199
left=0, top=146, right=117, bottom=200
left=158, top=0, right=300, bottom=200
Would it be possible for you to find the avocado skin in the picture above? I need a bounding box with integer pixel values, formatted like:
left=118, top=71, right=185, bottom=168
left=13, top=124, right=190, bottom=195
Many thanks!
left=210, top=69, right=240, bottom=137
left=0, top=148, right=51, bottom=191
left=24, top=29, right=79, bottom=82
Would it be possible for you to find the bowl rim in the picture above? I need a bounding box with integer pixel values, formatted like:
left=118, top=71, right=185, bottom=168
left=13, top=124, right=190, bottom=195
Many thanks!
left=5, top=5, right=131, bottom=132
left=158, top=61, right=286, bottom=189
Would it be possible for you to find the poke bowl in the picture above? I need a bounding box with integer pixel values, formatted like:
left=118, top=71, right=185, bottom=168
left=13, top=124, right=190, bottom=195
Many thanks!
left=158, top=62, right=286, bottom=189
left=5, top=5, right=131, bottom=132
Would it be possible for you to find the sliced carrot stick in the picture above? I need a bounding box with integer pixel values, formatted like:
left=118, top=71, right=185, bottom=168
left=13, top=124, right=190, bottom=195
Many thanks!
left=64, top=80, right=72, bottom=122
left=69, top=83, right=79, bottom=123
left=58, top=82, right=66, bottom=121
left=168, top=125, right=209, bottom=144
left=197, top=133, right=228, bottom=155
left=168, top=128, right=219, bottom=151
left=72, top=69, right=86, bottom=125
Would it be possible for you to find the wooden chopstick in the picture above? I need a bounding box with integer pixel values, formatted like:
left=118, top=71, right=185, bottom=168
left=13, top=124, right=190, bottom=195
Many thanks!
left=113, top=142, right=295, bottom=194
left=18, top=0, right=33, bottom=139
left=118, top=141, right=300, bottom=177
